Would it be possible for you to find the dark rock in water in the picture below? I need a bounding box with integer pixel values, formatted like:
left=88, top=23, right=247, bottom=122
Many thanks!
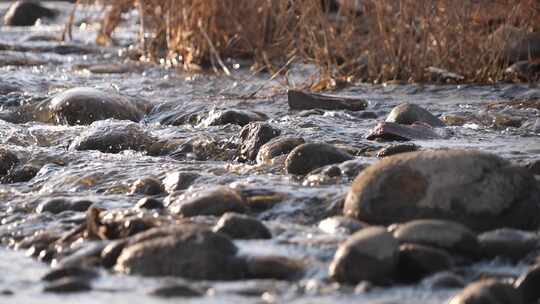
left=100, top=240, right=127, bottom=269
left=3, top=1, right=58, bottom=26
left=150, top=284, right=203, bottom=298
left=135, top=197, right=164, bottom=210
left=1, top=164, right=40, bottom=183
left=386, top=103, right=445, bottom=127
left=514, top=264, right=540, bottom=304
left=162, top=171, right=200, bottom=193
left=256, top=136, right=305, bottom=164
left=36, top=198, right=93, bottom=214
left=70, top=121, right=154, bottom=153
left=168, top=187, right=247, bottom=217
left=377, top=143, right=420, bottom=158
left=238, top=122, right=281, bottom=162
left=43, top=278, right=91, bottom=293
left=396, top=243, right=453, bottom=283
left=288, top=90, right=368, bottom=111
left=42, top=266, right=98, bottom=282
left=478, top=228, right=538, bottom=261
left=366, top=122, right=442, bottom=141
left=449, top=279, right=523, bottom=304
left=344, top=150, right=540, bottom=231
left=525, top=159, right=540, bottom=175
left=49, top=87, right=144, bottom=125
left=318, top=216, right=368, bottom=235
left=285, top=143, right=353, bottom=175
left=244, top=256, right=305, bottom=280
left=129, top=177, right=165, bottom=195
left=0, top=149, right=19, bottom=176
left=421, top=271, right=466, bottom=289
left=115, top=227, right=241, bottom=279
left=168, top=136, right=232, bottom=161
left=0, top=82, right=20, bottom=95
left=392, top=219, right=479, bottom=256
left=204, top=109, right=267, bottom=126
left=213, top=213, right=271, bottom=240
left=329, top=226, right=399, bottom=284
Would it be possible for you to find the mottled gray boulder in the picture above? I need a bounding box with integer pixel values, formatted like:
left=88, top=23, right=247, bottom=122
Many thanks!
left=69, top=121, right=154, bottom=153
left=256, top=136, right=305, bottom=164
left=285, top=143, right=353, bottom=175
left=288, top=90, right=368, bottom=111
left=392, top=219, right=479, bottom=256
left=385, top=103, right=445, bottom=127
left=213, top=213, right=271, bottom=240
left=49, top=87, right=144, bottom=125
left=115, top=227, right=241, bottom=279
left=449, top=279, right=523, bottom=304
left=168, top=187, right=247, bottom=217
left=238, top=122, right=281, bottom=162
left=344, top=150, right=540, bottom=231
left=329, top=226, right=399, bottom=284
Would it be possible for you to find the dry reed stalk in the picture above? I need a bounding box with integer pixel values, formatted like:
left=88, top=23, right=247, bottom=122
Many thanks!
left=76, top=0, right=540, bottom=84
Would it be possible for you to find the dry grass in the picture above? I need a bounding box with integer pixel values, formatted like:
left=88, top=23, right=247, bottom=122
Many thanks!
left=74, top=0, right=540, bottom=85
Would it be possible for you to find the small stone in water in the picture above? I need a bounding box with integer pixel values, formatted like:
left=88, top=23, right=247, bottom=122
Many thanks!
left=135, top=197, right=164, bottom=210
left=129, top=177, right=165, bottom=195
left=213, top=213, right=272, bottom=240
left=43, top=278, right=92, bottom=293
left=150, top=284, right=204, bottom=298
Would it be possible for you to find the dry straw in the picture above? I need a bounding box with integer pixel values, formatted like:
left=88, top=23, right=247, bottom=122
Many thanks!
left=74, top=0, right=540, bottom=85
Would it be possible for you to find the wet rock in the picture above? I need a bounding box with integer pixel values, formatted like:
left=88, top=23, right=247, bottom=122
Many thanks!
left=43, top=278, right=91, bottom=293
left=150, top=284, right=203, bottom=298
left=36, top=198, right=93, bottom=214
left=205, top=109, right=267, bottom=126
left=134, top=197, right=164, bottom=210
left=376, top=143, right=420, bottom=158
left=344, top=149, right=540, bottom=231
left=100, top=240, right=126, bottom=269
left=449, top=279, right=523, bottom=304
left=478, top=228, right=538, bottom=261
left=0, top=149, right=19, bottom=176
left=70, top=121, right=154, bottom=153
left=366, top=122, right=443, bottom=141
left=3, top=1, right=57, bottom=26
left=168, top=136, right=233, bottom=161
left=525, top=159, right=540, bottom=175
left=238, top=122, right=281, bottom=162
left=162, top=171, right=200, bottom=192
left=49, top=87, right=144, bottom=125
left=42, top=266, right=98, bottom=282
left=396, top=243, right=453, bottom=282
left=421, top=271, right=466, bottom=289
left=514, top=264, right=540, bottom=304
left=244, top=256, right=304, bottom=280
left=285, top=143, right=353, bottom=175
left=288, top=90, right=368, bottom=111
left=213, top=213, right=271, bottom=240
left=115, top=227, right=241, bottom=279
left=129, top=177, right=165, bottom=195
left=386, top=103, right=445, bottom=127
left=168, top=187, right=247, bottom=217
left=392, top=220, right=479, bottom=256
left=329, top=226, right=399, bottom=284
left=1, top=164, right=40, bottom=183
left=256, top=136, right=305, bottom=164
left=318, top=216, right=368, bottom=235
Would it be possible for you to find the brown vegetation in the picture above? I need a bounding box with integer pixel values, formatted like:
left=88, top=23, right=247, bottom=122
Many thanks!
left=74, top=0, right=540, bottom=85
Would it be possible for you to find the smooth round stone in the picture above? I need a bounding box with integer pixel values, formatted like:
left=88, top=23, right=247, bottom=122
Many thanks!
left=396, top=243, right=454, bottom=282
left=213, top=213, right=271, bottom=240
left=449, top=279, right=523, bottom=304
left=478, top=228, right=539, bottom=260
left=385, top=103, right=445, bottom=127
left=256, top=136, right=305, bottom=164
left=168, top=187, right=247, bottom=217
left=286, top=143, right=353, bottom=175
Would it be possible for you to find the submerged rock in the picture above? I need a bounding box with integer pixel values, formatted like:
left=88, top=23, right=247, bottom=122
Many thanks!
left=238, top=122, right=281, bottom=162
left=49, top=87, right=144, bottom=125
left=70, top=121, right=154, bottom=153
left=318, top=216, right=367, bottom=235
left=285, top=143, right=353, bottom=175
left=204, top=109, right=267, bottom=126
left=168, top=187, right=247, bottom=217
left=43, top=278, right=91, bottom=294
left=244, top=256, right=304, bottom=280
left=3, top=1, right=57, bottom=26
left=478, top=228, right=538, bottom=261
left=0, top=149, right=19, bottom=176
left=36, top=198, right=93, bottom=214
left=288, top=90, right=368, bottom=111
left=329, top=226, right=399, bottom=284
left=385, top=103, right=445, bottom=127
left=149, top=284, right=203, bottom=298
left=376, top=143, right=420, bottom=158
left=366, top=122, right=443, bottom=141
left=256, top=136, right=305, bottom=164
left=421, top=271, right=466, bottom=289
left=344, top=149, right=540, bottom=231
left=134, top=197, right=164, bottom=210
left=213, top=213, right=271, bottom=240
left=449, top=279, right=523, bottom=304
left=115, top=227, right=241, bottom=279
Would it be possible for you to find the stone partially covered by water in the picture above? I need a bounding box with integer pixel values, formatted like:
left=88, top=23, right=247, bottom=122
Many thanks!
left=344, top=149, right=540, bottom=231
left=385, top=103, right=445, bottom=127
left=168, top=187, right=247, bottom=217
left=366, top=122, right=444, bottom=141
left=238, top=122, right=281, bottom=162
left=288, top=90, right=368, bottom=111
left=449, top=279, right=523, bottom=304
left=285, top=143, right=353, bottom=175
left=49, top=87, right=145, bottom=125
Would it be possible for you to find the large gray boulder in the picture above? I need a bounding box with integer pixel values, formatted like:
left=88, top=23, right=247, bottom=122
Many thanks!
left=344, top=150, right=540, bottom=231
